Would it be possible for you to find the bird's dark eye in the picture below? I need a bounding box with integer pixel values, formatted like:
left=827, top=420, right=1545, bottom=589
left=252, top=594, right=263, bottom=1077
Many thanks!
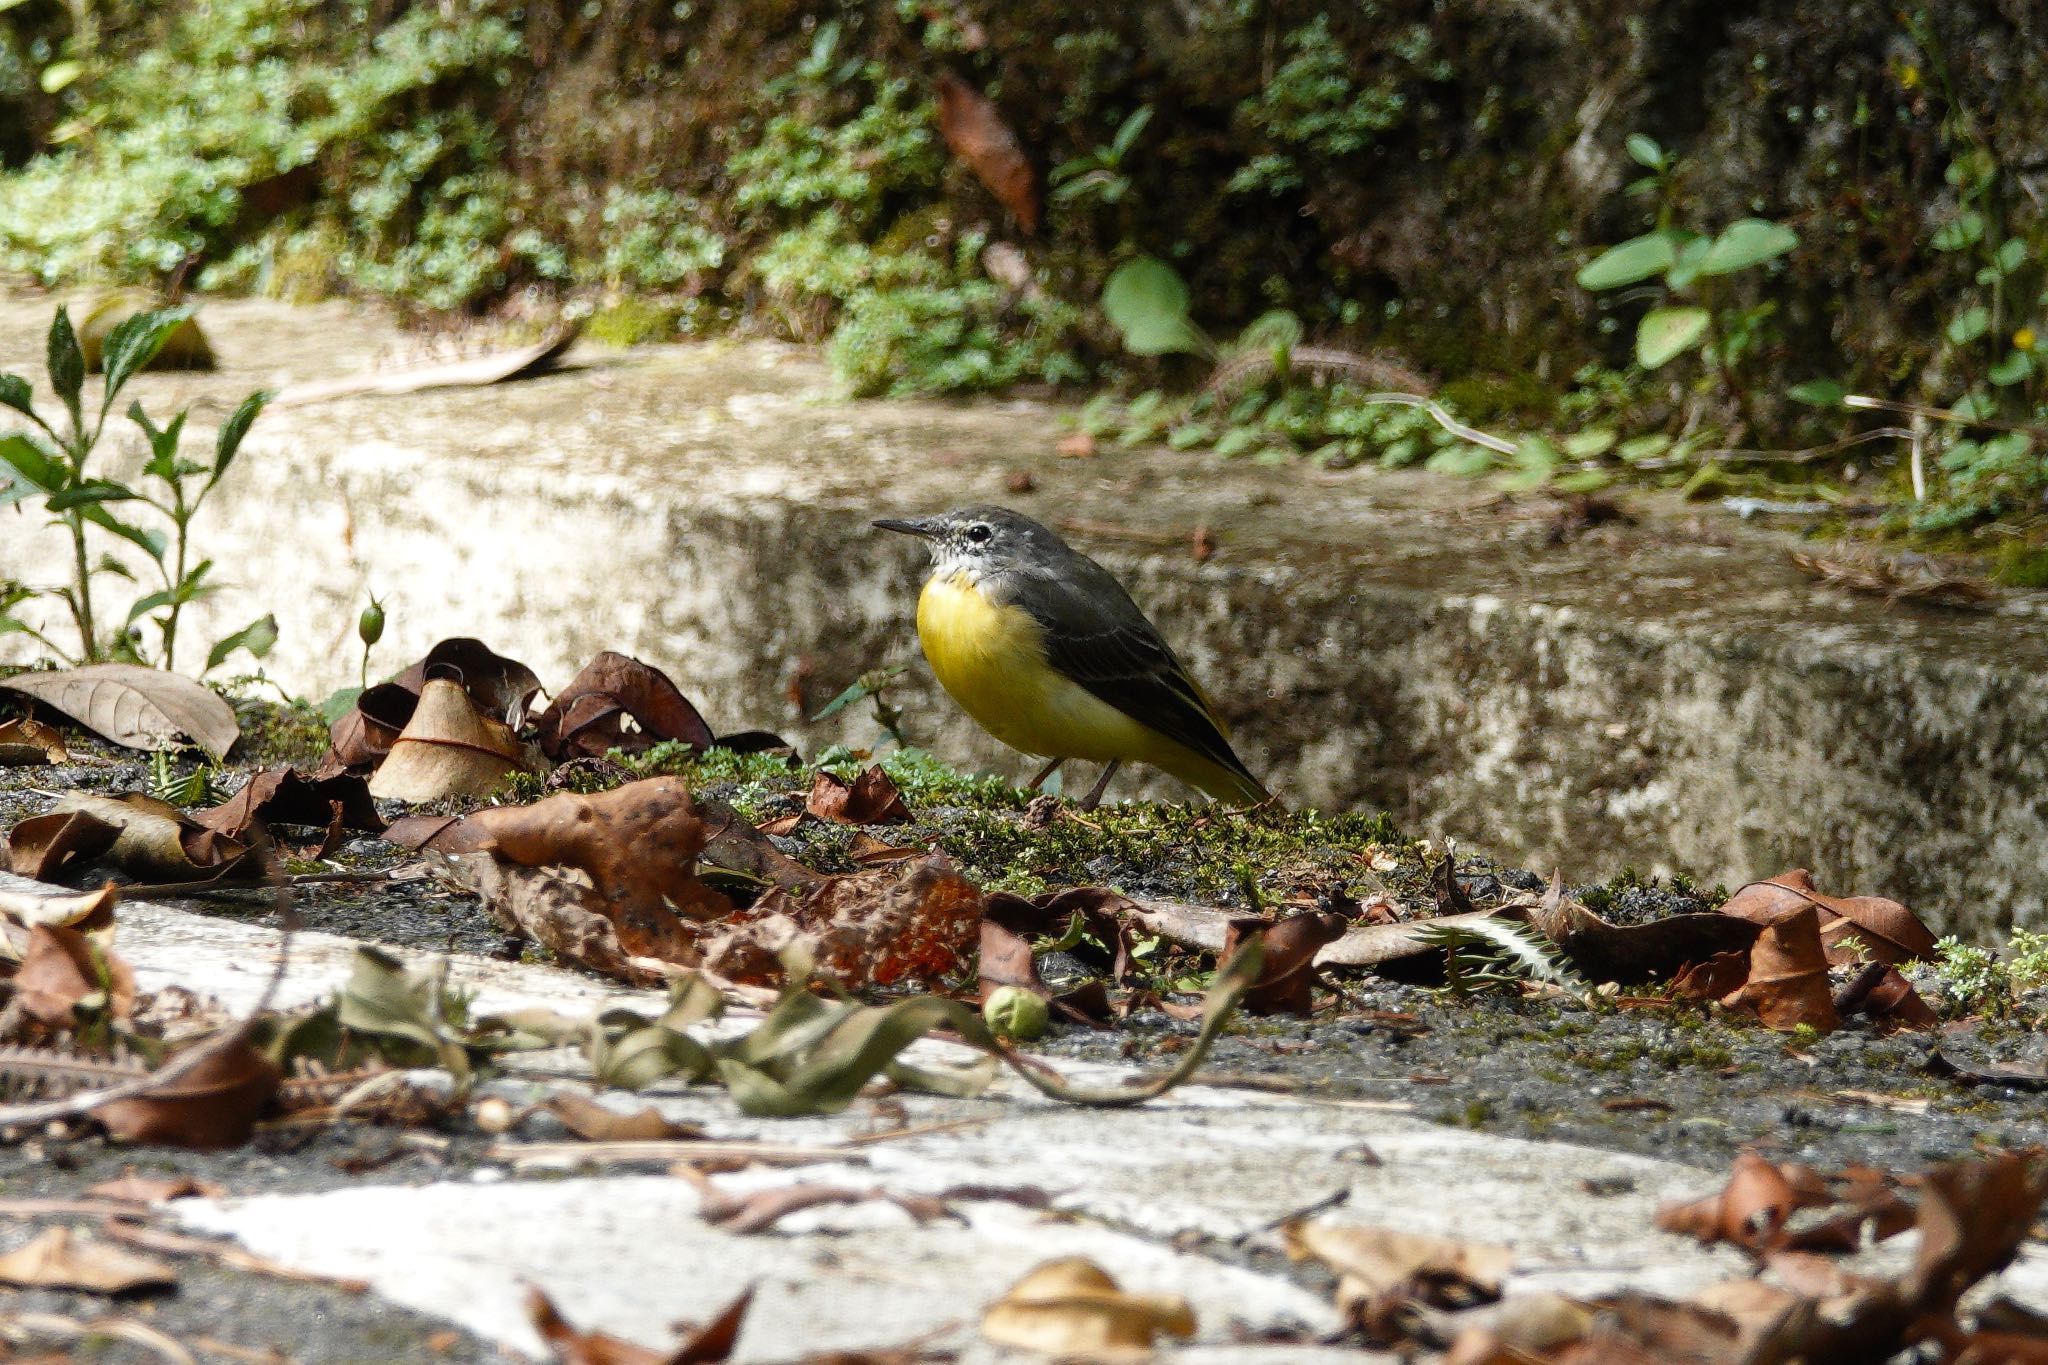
left=965, top=524, right=992, bottom=544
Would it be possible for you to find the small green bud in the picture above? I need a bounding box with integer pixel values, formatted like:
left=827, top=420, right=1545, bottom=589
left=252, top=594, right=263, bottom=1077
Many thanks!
left=982, top=985, right=1051, bottom=1041
left=358, top=595, right=386, bottom=647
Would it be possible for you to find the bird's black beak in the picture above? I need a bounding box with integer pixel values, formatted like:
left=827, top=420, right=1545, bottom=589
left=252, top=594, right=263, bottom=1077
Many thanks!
left=872, top=517, right=935, bottom=537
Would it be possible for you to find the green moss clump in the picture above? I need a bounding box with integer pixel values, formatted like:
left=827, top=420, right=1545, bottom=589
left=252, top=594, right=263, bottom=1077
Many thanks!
left=234, top=699, right=334, bottom=769
left=584, top=299, right=680, bottom=348
left=1993, top=539, right=2048, bottom=588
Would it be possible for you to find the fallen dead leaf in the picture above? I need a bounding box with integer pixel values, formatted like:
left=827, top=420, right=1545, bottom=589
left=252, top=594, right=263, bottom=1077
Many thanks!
left=804, top=766, right=911, bottom=825
left=687, top=1178, right=950, bottom=1235
left=49, top=792, right=252, bottom=883
left=1222, top=912, right=1348, bottom=1015
left=393, top=638, right=544, bottom=729
left=368, top=678, right=531, bottom=801
left=543, top=1092, right=708, bottom=1143
left=0, top=1226, right=176, bottom=1293
left=981, top=1257, right=1194, bottom=1354
left=324, top=681, right=417, bottom=770
left=0, top=879, right=119, bottom=931
left=85, top=1172, right=226, bottom=1204
left=274, top=318, right=581, bottom=407
left=1721, top=869, right=1937, bottom=966
left=1724, top=904, right=1839, bottom=1034
left=193, top=767, right=383, bottom=842
left=934, top=73, right=1038, bottom=233
left=1655, top=1152, right=1835, bottom=1256
left=14, top=922, right=135, bottom=1031
left=0, top=716, right=70, bottom=765
left=6, top=807, right=121, bottom=881
left=528, top=1283, right=751, bottom=1365
left=462, top=777, right=731, bottom=968
left=534, top=652, right=714, bottom=762
left=699, top=855, right=982, bottom=990
left=0, top=664, right=239, bottom=759
left=93, top=1037, right=281, bottom=1149
left=1285, top=1219, right=1513, bottom=1321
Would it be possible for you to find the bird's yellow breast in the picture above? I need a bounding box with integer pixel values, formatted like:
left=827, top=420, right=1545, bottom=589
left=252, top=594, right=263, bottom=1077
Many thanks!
left=916, top=571, right=1157, bottom=764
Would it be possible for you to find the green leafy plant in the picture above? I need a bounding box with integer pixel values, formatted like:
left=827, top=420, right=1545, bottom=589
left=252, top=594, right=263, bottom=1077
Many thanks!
left=1050, top=105, right=1151, bottom=208
left=1931, top=935, right=2010, bottom=1018
left=812, top=663, right=912, bottom=748
left=0, top=303, right=272, bottom=670
left=1576, top=136, right=1798, bottom=431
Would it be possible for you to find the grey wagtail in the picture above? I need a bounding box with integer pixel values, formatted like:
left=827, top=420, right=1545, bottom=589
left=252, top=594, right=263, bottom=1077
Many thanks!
left=874, top=505, right=1269, bottom=810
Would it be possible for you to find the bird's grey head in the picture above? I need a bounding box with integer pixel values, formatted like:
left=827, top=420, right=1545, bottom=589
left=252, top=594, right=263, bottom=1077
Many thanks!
left=872, top=505, right=1066, bottom=582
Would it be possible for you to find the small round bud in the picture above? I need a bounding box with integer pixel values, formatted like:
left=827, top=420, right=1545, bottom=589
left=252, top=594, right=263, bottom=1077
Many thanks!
left=472, top=1096, right=515, bottom=1134
left=357, top=596, right=386, bottom=648
left=982, top=986, right=1051, bottom=1041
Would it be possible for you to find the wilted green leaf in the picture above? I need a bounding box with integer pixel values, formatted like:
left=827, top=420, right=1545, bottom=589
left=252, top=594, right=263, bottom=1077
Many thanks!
left=1698, top=219, right=1798, bottom=276
left=1102, top=256, right=1204, bottom=356
left=335, top=947, right=475, bottom=1084
left=1635, top=306, right=1711, bottom=368
left=1575, top=233, right=1676, bottom=291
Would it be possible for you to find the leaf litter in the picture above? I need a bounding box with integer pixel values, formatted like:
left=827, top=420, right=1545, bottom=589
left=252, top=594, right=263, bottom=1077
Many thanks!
left=0, top=634, right=2037, bottom=1361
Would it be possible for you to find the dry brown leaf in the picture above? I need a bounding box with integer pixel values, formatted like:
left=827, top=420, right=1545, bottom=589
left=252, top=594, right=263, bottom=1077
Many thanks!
left=93, top=1037, right=281, bottom=1150
left=934, top=73, right=1038, bottom=233
left=274, top=319, right=578, bottom=406
left=391, top=637, right=544, bottom=728
left=464, top=777, right=731, bottom=964
left=528, top=1283, right=751, bottom=1365
left=698, top=855, right=981, bottom=990
left=981, top=1257, right=1194, bottom=1355
left=1222, top=912, right=1348, bottom=1014
left=368, top=678, right=530, bottom=802
left=1669, top=949, right=1752, bottom=1002
left=47, top=792, right=253, bottom=883
left=0, top=716, right=71, bottom=765
left=324, top=681, right=417, bottom=770
left=381, top=813, right=482, bottom=855
left=1724, top=905, right=1839, bottom=1033
left=544, top=1092, right=707, bottom=1143
left=535, top=652, right=714, bottom=761
left=460, top=856, right=673, bottom=986
left=1720, top=870, right=1937, bottom=966
left=15, top=923, right=135, bottom=1030
left=86, top=1172, right=226, bottom=1204
left=804, top=766, right=911, bottom=825
left=1285, top=1219, right=1513, bottom=1316
left=0, top=1226, right=176, bottom=1293
left=193, top=767, right=384, bottom=840
left=690, top=1179, right=949, bottom=1235
left=6, top=807, right=121, bottom=881
left=0, top=664, right=239, bottom=758
left=0, top=880, right=120, bottom=931
left=1654, top=1151, right=1833, bottom=1255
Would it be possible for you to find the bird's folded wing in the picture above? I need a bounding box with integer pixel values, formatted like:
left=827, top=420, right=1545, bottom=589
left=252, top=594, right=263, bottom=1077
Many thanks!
left=1029, top=593, right=1255, bottom=784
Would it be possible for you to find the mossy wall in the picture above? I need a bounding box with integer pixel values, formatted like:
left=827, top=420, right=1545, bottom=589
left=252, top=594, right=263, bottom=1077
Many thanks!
left=0, top=1, right=2041, bottom=403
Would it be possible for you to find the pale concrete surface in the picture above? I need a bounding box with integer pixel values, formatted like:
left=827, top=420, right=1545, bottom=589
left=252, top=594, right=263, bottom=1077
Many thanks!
left=3, top=292, right=2044, bottom=932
